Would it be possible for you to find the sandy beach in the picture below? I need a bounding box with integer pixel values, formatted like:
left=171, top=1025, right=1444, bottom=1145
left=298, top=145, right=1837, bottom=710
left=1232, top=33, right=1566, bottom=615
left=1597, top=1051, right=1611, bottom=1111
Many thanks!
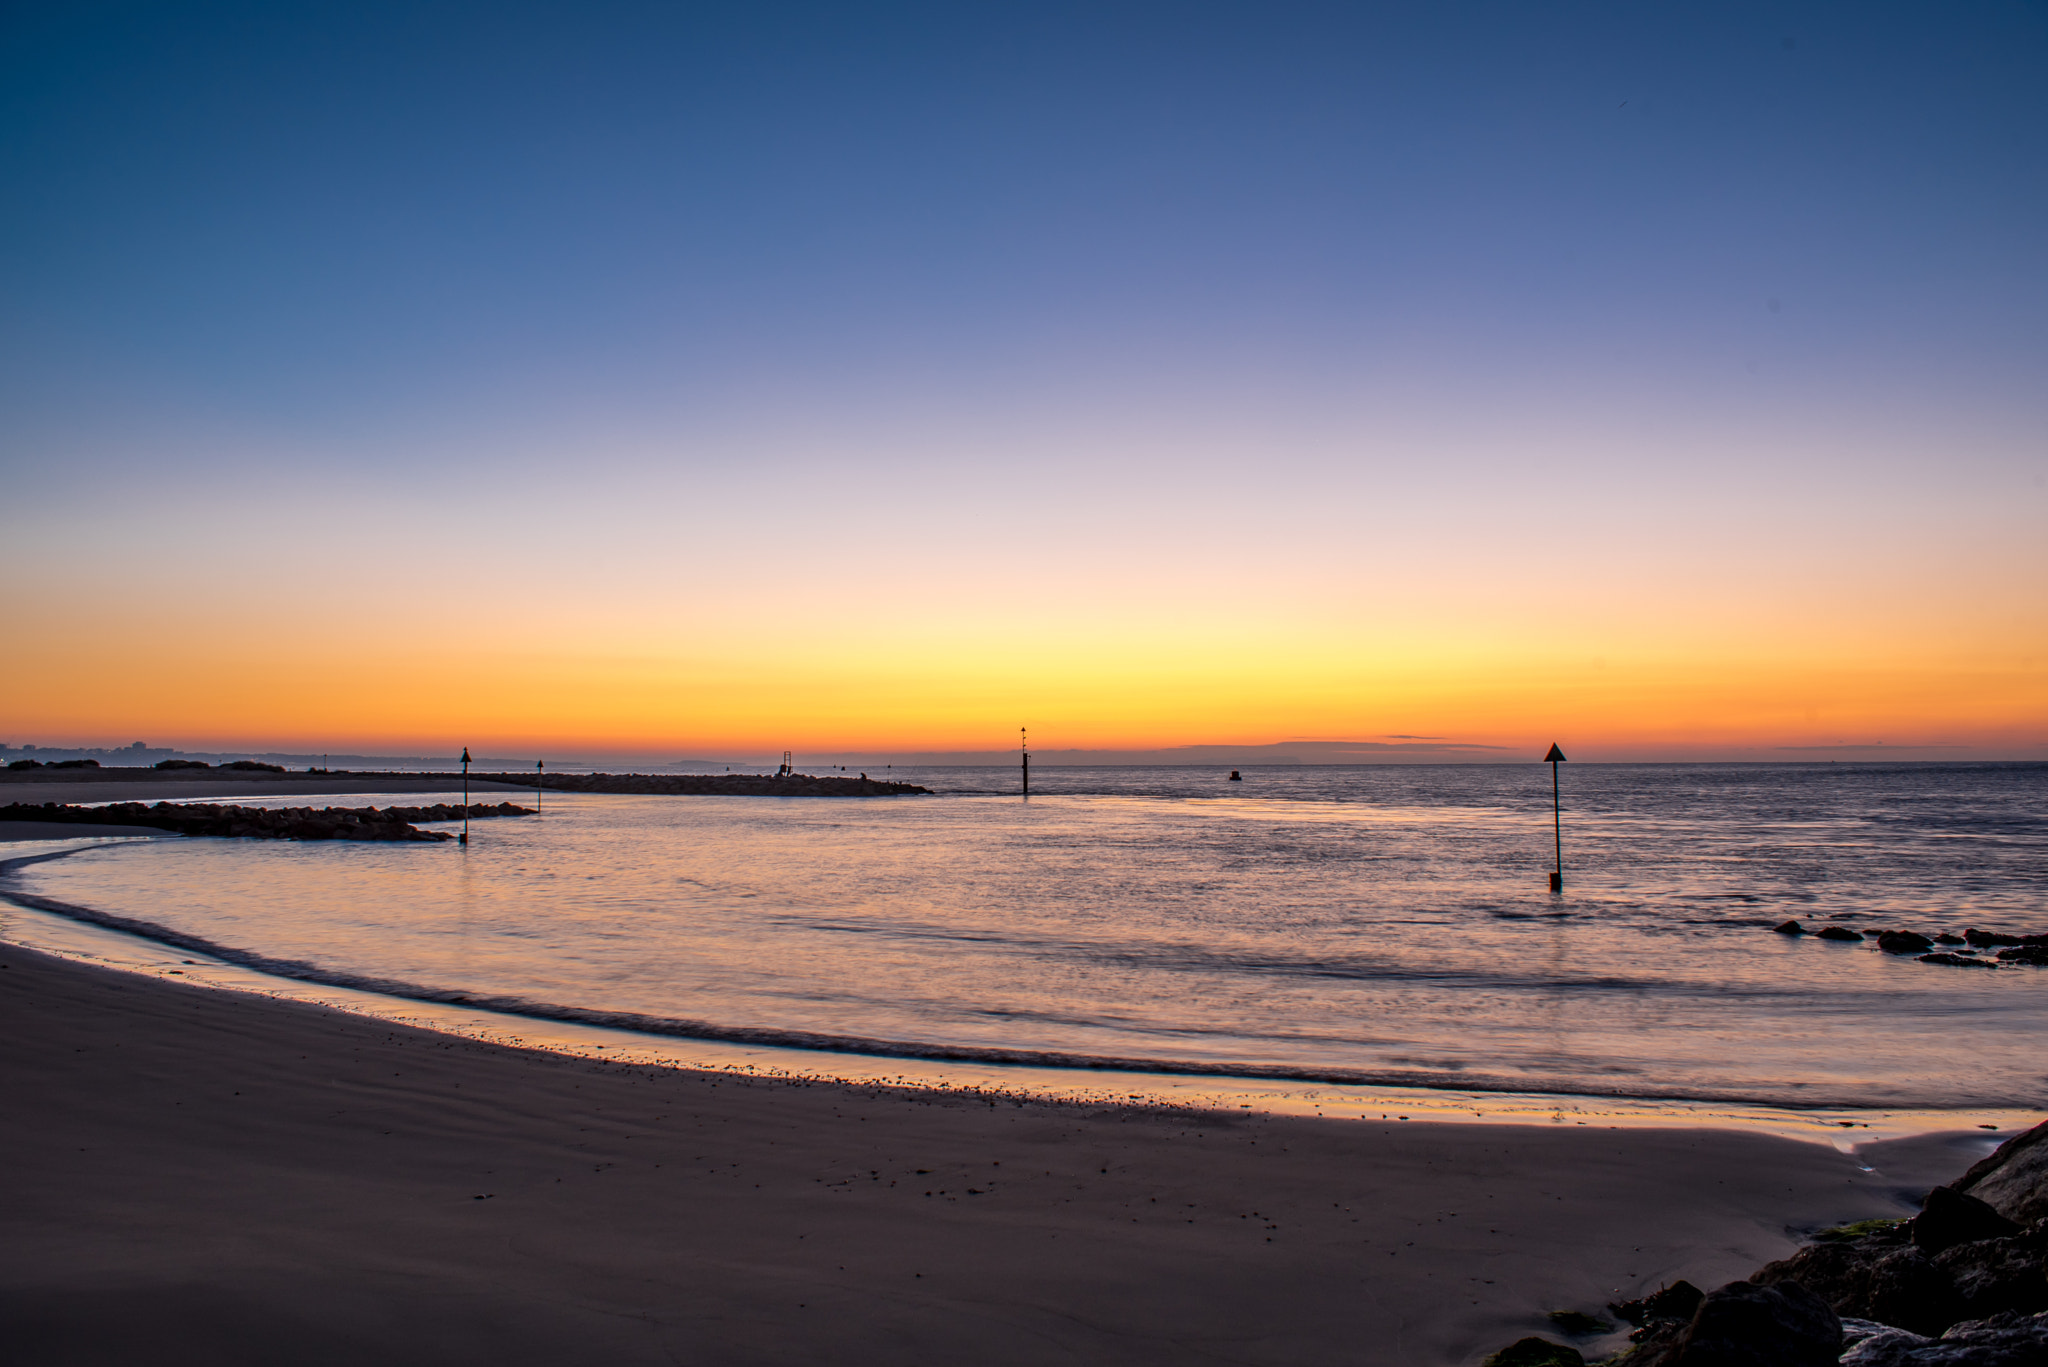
left=0, top=942, right=1981, bottom=1367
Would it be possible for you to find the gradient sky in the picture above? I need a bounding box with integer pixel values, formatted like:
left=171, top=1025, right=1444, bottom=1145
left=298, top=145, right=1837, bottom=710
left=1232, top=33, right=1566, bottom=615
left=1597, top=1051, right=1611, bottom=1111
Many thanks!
left=4, top=1, right=2045, bottom=761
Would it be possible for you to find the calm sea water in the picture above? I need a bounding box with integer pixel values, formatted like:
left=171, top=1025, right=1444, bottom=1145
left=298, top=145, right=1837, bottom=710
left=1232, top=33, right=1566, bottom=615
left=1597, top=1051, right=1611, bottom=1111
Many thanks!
left=7, top=763, right=2046, bottom=1109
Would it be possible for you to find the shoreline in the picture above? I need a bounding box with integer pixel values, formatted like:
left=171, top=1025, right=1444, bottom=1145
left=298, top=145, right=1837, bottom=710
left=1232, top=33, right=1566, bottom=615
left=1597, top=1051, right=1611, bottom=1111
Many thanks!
left=0, top=938, right=1999, bottom=1366
left=2, top=850, right=2038, bottom=1141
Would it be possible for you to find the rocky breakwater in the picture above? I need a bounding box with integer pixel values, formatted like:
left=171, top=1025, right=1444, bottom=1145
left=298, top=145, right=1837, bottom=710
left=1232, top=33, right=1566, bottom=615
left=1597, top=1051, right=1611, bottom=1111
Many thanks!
left=0, top=801, right=532, bottom=842
left=1771, top=920, right=2048, bottom=970
left=1482, top=1119, right=2048, bottom=1367
left=473, top=771, right=930, bottom=797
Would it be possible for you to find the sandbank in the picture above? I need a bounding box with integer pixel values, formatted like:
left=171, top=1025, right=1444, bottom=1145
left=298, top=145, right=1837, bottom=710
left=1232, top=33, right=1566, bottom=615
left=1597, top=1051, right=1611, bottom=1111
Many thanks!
left=0, top=943, right=1979, bottom=1366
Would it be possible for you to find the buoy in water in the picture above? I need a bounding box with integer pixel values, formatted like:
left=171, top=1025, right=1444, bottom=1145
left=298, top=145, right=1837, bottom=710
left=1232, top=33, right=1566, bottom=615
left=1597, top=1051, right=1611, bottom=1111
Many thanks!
left=1227, top=770, right=1242, bottom=781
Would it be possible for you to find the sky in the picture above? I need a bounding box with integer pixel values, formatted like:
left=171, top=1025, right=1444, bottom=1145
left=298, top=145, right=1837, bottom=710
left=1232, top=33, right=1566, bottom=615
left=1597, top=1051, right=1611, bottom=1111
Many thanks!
left=3, top=1, right=2045, bottom=763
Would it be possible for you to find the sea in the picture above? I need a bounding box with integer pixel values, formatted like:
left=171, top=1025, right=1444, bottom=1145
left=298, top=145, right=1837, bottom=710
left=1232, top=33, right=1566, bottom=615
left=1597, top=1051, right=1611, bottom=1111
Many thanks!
left=4, top=763, right=2046, bottom=1114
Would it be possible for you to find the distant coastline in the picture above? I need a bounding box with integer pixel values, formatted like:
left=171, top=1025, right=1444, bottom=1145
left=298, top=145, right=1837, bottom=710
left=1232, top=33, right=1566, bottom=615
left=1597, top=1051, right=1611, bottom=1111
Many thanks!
left=0, top=766, right=928, bottom=801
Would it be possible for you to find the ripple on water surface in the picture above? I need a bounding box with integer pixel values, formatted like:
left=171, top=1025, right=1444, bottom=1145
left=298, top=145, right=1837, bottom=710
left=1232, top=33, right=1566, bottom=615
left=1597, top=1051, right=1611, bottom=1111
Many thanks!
left=7, top=763, right=2047, bottom=1108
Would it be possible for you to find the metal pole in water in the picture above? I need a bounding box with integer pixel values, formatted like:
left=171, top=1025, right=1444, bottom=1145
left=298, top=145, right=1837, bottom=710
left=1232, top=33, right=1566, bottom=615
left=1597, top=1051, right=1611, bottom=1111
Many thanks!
left=1021, top=726, right=1029, bottom=798
left=461, top=746, right=471, bottom=845
left=1544, top=742, right=1566, bottom=891
left=536, top=758, right=543, bottom=815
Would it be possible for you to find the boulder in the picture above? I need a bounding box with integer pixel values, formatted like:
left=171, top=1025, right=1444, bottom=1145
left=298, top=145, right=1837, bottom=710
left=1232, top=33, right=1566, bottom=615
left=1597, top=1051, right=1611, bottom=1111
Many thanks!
left=1479, top=1337, right=1584, bottom=1367
left=1917, top=954, right=1999, bottom=968
left=1647, top=1279, right=1840, bottom=1366
left=1934, top=1232, right=2048, bottom=1320
left=1817, top=927, right=1865, bottom=942
left=1952, top=1122, right=2048, bottom=1226
left=1845, top=1311, right=2048, bottom=1366
left=1614, top=1281, right=1707, bottom=1327
left=1773, top=920, right=1806, bottom=936
left=1937, top=1309, right=2048, bottom=1363
left=1837, top=1327, right=1931, bottom=1366
left=1913, top=1188, right=2023, bottom=1254
left=1754, top=1244, right=1960, bottom=1336
left=1963, top=929, right=2021, bottom=948
left=1878, top=931, right=1935, bottom=955
left=1994, top=947, right=2048, bottom=966
left=1839, top=1318, right=1902, bottom=1348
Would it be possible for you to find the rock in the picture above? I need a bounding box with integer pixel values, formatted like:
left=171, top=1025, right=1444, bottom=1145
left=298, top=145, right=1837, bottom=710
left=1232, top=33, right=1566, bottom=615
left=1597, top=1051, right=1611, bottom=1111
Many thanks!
left=1479, top=1337, right=1583, bottom=1367
left=1878, top=931, right=1935, bottom=955
left=1849, top=1311, right=2048, bottom=1366
left=1917, top=954, right=1999, bottom=968
left=1913, top=1188, right=2023, bottom=1254
left=1865, top=1249, right=1970, bottom=1335
left=1952, top=1122, right=2048, bottom=1226
left=1773, top=920, right=1807, bottom=936
left=1936, top=1309, right=2048, bottom=1363
left=1754, top=1245, right=1960, bottom=1336
left=1837, top=1327, right=1932, bottom=1365
left=1652, top=1279, right=1840, bottom=1366
left=1614, top=1281, right=1708, bottom=1327
left=1817, top=927, right=1865, bottom=942
left=1963, top=929, right=2021, bottom=948
left=1933, top=934, right=1966, bottom=946
left=1994, top=947, right=2048, bottom=966
left=1840, top=1318, right=1903, bottom=1348
left=1934, top=1231, right=2048, bottom=1319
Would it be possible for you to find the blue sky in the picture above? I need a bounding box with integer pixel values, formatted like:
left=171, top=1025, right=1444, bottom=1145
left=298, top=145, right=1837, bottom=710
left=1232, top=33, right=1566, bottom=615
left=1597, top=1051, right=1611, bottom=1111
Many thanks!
left=4, top=2, right=2045, bottom=755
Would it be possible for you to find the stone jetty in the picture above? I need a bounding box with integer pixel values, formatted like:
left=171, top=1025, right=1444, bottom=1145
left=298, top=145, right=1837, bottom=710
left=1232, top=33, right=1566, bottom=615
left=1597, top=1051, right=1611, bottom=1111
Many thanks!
left=0, top=801, right=530, bottom=843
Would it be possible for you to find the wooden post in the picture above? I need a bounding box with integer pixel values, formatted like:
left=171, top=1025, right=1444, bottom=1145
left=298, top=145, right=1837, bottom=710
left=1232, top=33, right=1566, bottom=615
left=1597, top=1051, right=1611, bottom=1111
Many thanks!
left=460, top=746, right=471, bottom=845
left=1021, top=727, right=1030, bottom=797
left=1545, top=743, right=1566, bottom=891
left=536, top=758, right=543, bottom=815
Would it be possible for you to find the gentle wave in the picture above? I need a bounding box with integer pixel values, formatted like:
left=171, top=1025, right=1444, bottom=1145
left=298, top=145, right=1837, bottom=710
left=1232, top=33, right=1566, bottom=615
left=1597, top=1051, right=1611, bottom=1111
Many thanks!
left=0, top=850, right=2012, bottom=1110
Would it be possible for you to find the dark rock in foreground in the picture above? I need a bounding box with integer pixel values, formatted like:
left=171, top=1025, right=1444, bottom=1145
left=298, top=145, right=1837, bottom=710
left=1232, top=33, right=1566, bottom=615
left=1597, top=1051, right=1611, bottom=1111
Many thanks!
left=1838, top=1310, right=2048, bottom=1366
left=1748, top=1120, right=2048, bottom=1341
left=1936, top=1232, right=2048, bottom=1322
left=1481, top=1120, right=2048, bottom=1367
left=0, top=801, right=531, bottom=843
left=1816, top=926, right=1865, bottom=942
left=1755, top=1239, right=1960, bottom=1338
left=1953, top=1120, right=2048, bottom=1227
left=1916, top=953, right=1999, bottom=969
left=1614, top=1282, right=1708, bottom=1329
left=1911, top=1188, right=2021, bottom=1255
left=1481, top=1337, right=1585, bottom=1367
left=1775, top=920, right=1808, bottom=936
left=1618, top=1280, right=1841, bottom=1367
left=1876, top=931, right=1934, bottom=955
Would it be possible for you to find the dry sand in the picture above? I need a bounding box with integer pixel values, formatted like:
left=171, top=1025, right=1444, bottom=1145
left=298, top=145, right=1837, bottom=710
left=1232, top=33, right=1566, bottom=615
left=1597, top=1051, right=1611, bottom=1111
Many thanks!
left=0, top=943, right=1966, bottom=1367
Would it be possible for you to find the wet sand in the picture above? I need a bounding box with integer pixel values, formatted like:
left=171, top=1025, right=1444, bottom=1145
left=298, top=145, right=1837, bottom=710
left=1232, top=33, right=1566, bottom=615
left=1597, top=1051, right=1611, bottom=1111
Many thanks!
left=0, top=943, right=1951, bottom=1366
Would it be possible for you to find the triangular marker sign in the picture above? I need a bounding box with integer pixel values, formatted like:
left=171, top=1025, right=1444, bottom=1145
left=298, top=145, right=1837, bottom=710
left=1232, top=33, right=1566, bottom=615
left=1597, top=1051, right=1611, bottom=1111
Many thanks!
left=1544, top=743, right=1567, bottom=763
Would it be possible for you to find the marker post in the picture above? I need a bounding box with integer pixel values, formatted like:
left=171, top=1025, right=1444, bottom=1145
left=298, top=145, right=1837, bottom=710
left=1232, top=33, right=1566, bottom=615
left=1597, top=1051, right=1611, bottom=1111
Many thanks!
left=1545, top=743, right=1566, bottom=891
